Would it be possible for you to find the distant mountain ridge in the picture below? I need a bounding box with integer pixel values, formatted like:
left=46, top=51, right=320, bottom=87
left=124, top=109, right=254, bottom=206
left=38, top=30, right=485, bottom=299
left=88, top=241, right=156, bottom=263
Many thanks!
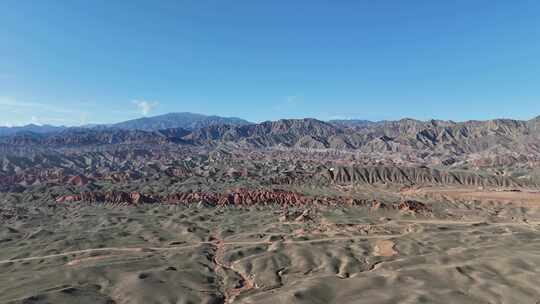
left=3, top=116, right=540, bottom=173
left=6, top=113, right=539, bottom=136
left=3, top=115, right=540, bottom=157
left=0, top=124, right=67, bottom=136
left=110, top=112, right=252, bottom=131
left=0, top=112, right=252, bottom=136
left=5, top=116, right=540, bottom=149
left=328, top=119, right=375, bottom=128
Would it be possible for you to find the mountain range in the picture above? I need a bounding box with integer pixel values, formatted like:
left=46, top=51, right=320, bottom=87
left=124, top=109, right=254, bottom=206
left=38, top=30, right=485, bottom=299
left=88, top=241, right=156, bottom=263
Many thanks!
left=0, top=124, right=68, bottom=136
left=2, top=114, right=540, bottom=174
left=0, top=112, right=251, bottom=136
left=107, top=112, right=251, bottom=131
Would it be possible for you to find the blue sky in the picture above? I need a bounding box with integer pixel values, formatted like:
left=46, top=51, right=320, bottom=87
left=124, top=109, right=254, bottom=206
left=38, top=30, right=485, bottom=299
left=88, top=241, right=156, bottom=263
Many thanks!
left=1, top=1, right=540, bottom=126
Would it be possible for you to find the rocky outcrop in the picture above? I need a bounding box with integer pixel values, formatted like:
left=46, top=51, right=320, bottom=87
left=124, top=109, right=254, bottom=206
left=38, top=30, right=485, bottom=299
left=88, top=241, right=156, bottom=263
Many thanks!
left=55, top=189, right=315, bottom=206
left=55, top=189, right=375, bottom=207
left=0, top=169, right=66, bottom=189
left=54, top=190, right=433, bottom=216
left=56, top=191, right=159, bottom=204
left=214, top=190, right=311, bottom=206
left=324, top=166, right=525, bottom=187
left=398, top=200, right=431, bottom=215
left=66, top=175, right=89, bottom=186
left=164, top=166, right=192, bottom=178
left=54, top=189, right=434, bottom=215
left=104, top=172, right=142, bottom=183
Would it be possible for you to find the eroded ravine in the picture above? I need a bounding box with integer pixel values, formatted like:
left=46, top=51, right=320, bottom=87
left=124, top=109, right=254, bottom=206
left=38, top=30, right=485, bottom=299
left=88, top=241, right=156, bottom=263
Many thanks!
left=211, top=238, right=256, bottom=303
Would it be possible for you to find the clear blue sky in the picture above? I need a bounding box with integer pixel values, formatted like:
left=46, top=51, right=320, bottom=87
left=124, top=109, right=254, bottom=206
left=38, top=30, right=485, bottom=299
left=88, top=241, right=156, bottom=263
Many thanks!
left=1, top=1, right=540, bottom=126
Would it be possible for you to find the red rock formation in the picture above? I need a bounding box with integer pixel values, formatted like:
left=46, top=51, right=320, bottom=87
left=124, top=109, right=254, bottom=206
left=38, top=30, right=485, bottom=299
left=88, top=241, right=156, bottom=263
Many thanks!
left=55, top=191, right=158, bottom=204
left=0, top=169, right=66, bottom=189
left=54, top=189, right=431, bottom=214
left=66, top=175, right=89, bottom=187
left=398, top=200, right=432, bottom=215
left=56, top=189, right=315, bottom=206
left=165, top=167, right=191, bottom=178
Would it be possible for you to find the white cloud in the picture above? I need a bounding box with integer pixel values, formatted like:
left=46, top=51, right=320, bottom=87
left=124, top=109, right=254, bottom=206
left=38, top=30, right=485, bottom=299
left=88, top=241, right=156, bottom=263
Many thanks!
left=133, top=99, right=158, bottom=116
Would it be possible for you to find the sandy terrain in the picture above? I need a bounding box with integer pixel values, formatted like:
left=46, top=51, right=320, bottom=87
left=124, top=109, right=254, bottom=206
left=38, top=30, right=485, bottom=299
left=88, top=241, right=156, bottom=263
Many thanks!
left=2, top=194, right=540, bottom=304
